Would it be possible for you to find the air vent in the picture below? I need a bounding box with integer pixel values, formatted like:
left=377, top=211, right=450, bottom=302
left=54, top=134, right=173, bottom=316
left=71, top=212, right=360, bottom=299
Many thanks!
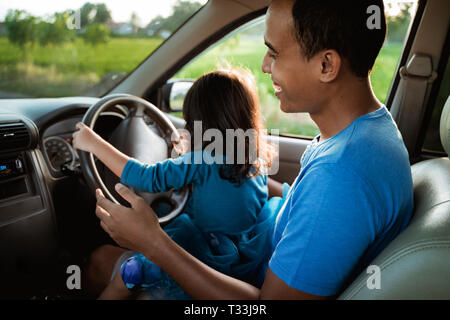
left=0, top=122, right=30, bottom=151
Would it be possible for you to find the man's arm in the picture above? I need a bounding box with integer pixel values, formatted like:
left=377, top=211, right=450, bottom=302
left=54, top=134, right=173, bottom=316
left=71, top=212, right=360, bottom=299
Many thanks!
left=261, top=269, right=329, bottom=300
left=148, top=230, right=326, bottom=299
left=147, top=227, right=260, bottom=300
left=94, top=185, right=328, bottom=300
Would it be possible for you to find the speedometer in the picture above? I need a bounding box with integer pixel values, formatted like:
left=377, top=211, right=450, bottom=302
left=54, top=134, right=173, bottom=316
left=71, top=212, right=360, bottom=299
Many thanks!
left=43, top=136, right=76, bottom=172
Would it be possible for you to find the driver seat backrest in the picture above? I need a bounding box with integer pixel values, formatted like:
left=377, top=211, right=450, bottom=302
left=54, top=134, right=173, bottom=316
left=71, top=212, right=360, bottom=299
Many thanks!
left=338, top=95, right=450, bottom=299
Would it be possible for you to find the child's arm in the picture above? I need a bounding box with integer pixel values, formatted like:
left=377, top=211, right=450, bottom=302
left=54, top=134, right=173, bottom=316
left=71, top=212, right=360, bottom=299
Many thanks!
left=72, top=122, right=130, bottom=178
left=73, top=122, right=201, bottom=194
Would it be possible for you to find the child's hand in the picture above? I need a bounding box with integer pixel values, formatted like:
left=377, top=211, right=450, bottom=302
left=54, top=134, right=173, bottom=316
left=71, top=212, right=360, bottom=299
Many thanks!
left=72, top=122, right=102, bottom=154
left=172, top=133, right=189, bottom=155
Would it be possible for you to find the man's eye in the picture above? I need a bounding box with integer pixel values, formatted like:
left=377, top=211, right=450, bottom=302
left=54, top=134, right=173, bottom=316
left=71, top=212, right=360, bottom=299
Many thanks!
left=268, top=52, right=277, bottom=59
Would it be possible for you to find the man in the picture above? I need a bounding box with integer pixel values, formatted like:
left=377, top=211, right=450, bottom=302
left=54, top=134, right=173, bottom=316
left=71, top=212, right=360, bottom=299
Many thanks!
left=86, top=0, right=413, bottom=299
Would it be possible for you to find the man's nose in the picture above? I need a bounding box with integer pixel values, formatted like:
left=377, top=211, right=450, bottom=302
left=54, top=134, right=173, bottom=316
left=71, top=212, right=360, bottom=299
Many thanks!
left=261, top=52, right=271, bottom=74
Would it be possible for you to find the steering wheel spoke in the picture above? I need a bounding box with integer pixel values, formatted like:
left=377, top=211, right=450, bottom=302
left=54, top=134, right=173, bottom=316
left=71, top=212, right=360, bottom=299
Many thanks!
left=129, top=102, right=146, bottom=118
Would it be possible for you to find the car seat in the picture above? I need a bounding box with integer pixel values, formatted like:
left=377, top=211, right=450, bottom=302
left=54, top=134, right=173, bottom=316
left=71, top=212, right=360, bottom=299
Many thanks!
left=338, top=95, right=450, bottom=299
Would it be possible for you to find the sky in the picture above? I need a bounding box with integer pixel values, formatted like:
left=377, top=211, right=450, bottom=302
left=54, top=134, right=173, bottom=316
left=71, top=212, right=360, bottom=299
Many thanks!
left=0, top=0, right=207, bottom=26
left=0, top=0, right=416, bottom=25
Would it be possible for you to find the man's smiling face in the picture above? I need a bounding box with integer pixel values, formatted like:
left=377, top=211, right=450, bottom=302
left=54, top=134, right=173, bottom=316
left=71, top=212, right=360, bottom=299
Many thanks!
left=262, top=0, right=323, bottom=114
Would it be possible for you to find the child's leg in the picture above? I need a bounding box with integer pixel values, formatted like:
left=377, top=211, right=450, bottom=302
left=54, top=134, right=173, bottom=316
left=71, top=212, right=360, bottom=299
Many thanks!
left=98, top=253, right=163, bottom=300
left=97, top=268, right=134, bottom=300
left=98, top=215, right=198, bottom=300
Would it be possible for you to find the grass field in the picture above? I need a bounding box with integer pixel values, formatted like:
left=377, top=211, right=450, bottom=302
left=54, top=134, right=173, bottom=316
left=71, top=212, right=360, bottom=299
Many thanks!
left=0, top=37, right=163, bottom=97
left=0, top=36, right=402, bottom=136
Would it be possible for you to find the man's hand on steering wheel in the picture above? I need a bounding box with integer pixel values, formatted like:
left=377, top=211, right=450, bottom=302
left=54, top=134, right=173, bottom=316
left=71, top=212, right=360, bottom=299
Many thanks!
left=95, top=183, right=162, bottom=254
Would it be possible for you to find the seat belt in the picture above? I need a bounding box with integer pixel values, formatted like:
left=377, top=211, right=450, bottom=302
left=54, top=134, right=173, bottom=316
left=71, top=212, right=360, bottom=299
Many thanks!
left=390, top=53, right=437, bottom=157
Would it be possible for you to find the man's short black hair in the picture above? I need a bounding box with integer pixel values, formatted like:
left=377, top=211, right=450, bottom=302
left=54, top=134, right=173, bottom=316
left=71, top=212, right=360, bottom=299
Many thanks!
left=291, top=0, right=387, bottom=77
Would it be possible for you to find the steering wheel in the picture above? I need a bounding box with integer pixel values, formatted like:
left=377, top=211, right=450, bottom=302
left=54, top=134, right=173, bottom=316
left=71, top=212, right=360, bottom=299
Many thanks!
left=78, top=93, right=189, bottom=224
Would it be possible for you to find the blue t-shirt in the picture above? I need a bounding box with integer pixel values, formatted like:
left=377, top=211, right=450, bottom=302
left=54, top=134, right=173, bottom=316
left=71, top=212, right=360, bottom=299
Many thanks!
left=269, top=106, right=413, bottom=296
left=120, top=150, right=268, bottom=234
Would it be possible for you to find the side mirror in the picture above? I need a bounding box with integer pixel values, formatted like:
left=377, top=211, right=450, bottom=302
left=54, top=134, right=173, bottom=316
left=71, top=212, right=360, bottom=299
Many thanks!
left=161, top=80, right=194, bottom=113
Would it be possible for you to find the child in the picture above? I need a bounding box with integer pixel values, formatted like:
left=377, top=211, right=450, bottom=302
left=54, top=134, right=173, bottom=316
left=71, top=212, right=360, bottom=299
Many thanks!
left=72, top=68, right=288, bottom=299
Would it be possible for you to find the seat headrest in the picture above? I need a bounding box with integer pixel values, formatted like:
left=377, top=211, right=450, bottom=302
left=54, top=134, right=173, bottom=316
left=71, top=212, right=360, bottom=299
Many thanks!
left=440, top=95, right=450, bottom=156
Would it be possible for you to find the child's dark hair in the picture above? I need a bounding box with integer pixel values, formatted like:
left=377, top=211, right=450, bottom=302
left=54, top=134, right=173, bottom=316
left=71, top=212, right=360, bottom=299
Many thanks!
left=182, top=67, right=275, bottom=185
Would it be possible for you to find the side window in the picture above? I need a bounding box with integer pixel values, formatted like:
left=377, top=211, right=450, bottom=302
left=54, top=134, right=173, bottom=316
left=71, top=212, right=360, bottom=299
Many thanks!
left=171, top=0, right=418, bottom=138
left=422, top=55, right=450, bottom=155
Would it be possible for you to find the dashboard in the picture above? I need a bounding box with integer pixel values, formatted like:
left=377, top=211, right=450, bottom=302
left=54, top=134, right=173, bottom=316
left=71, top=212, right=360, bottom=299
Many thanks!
left=41, top=112, right=125, bottom=177
left=0, top=97, right=129, bottom=296
left=0, top=97, right=185, bottom=297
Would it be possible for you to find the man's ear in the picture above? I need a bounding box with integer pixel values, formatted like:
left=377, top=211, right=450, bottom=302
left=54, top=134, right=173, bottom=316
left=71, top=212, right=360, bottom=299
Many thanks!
left=318, top=50, right=341, bottom=83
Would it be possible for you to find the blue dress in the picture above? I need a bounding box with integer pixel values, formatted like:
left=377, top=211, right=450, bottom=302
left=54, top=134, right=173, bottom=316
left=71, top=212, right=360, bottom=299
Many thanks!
left=119, top=150, right=288, bottom=297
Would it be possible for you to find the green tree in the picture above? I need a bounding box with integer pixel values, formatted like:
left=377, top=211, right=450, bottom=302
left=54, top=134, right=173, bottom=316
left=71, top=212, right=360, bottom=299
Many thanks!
left=4, top=9, right=38, bottom=47
left=80, top=3, right=96, bottom=27
left=145, top=15, right=165, bottom=36
left=80, top=2, right=112, bottom=28
left=387, top=4, right=412, bottom=43
left=146, top=1, right=203, bottom=37
left=93, top=3, right=112, bottom=24
left=36, top=12, right=75, bottom=46
left=83, top=23, right=110, bottom=45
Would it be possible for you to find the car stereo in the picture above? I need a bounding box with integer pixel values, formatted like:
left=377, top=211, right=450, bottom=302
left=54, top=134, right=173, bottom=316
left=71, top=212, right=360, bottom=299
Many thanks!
left=0, top=156, right=24, bottom=180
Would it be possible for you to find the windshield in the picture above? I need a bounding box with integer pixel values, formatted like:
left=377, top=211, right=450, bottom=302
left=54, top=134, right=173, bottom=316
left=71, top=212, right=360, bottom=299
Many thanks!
left=0, top=0, right=207, bottom=99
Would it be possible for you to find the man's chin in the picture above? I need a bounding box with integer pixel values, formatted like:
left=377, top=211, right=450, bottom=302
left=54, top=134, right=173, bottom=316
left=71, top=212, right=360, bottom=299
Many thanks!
left=279, top=101, right=296, bottom=113
left=279, top=104, right=289, bottom=113
left=279, top=98, right=310, bottom=114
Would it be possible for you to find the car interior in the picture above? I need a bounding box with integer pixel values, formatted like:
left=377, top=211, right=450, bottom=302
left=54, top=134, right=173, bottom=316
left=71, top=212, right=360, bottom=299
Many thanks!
left=0, top=0, right=449, bottom=299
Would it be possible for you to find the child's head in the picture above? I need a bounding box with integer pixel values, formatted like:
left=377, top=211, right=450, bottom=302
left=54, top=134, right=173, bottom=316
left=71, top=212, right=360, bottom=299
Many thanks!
left=182, top=67, right=275, bottom=184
